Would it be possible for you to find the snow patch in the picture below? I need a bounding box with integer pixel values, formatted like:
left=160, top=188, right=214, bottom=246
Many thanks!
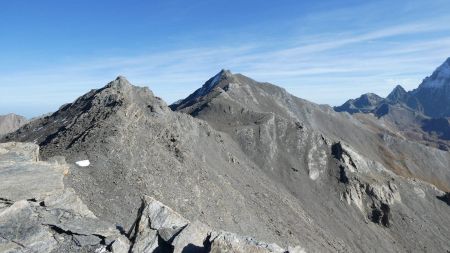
left=75, top=160, right=90, bottom=167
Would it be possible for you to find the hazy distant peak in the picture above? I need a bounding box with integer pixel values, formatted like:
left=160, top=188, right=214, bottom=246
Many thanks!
left=445, top=57, right=450, bottom=65
left=0, top=113, right=28, bottom=136
left=392, top=84, right=406, bottom=93
left=356, top=93, right=384, bottom=105
left=419, top=58, right=450, bottom=89
left=386, top=85, right=407, bottom=101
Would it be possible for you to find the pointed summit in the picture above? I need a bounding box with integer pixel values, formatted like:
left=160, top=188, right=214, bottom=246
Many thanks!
left=392, top=84, right=406, bottom=93
left=334, top=93, right=383, bottom=114
left=386, top=85, right=407, bottom=102
left=419, top=58, right=450, bottom=89
left=105, top=75, right=133, bottom=91
left=202, top=69, right=233, bottom=93
left=169, top=70, right=236, bottom=110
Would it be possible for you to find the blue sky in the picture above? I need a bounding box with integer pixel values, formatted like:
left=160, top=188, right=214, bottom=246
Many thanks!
left=1, top=0, right=450, bottom=117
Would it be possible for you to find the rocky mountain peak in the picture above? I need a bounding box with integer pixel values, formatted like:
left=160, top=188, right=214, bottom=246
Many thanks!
left=91, top=76, right=166, bottom=111
left=169, top=69, right=236, bottom=110
left=104, top=75, right=133, bottom=91
left=218, top=68, right=233, bottom=78
left=1, top=77, right=169, bottom=150
left=419, top=58, right=450, bottom=89
left=360, top=93, right=383, bottom=102
left=386, top=85, right=407, bottom=102
left=335, top=93, right=384, bottom=113
left=391, top=85, right=406, bottom=94
left=201, top=69, right=234, bottom=94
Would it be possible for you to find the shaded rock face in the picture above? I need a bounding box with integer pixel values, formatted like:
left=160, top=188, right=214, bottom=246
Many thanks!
left=2, top=75, right=450, bottom=252
left=0, top=113, right=28, bottom=137
left=437, top=192, right=450, bottom=206
left=332, top=142, right=401, bottom=227
left=413, top=58, right=450, bottom=118
left=421, top=117, right=450, bottom=140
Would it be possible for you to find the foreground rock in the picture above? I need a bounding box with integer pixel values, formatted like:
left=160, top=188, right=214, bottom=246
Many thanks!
left=0, top=142, right=128, bottom=253
left=131, top=196, right=305, bottom=253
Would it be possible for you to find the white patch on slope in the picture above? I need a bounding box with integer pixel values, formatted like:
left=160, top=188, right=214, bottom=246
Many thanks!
left=307, top=142, right=327, bottom=181
left=75, top=160, right=90, bottom=167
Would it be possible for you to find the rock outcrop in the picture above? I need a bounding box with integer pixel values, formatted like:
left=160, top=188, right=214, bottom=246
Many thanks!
left=0, top=142, right=128, bottom=253
left=130, top=196, right=305, bottom=253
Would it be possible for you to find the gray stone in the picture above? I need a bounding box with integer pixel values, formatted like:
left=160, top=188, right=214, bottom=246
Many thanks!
left=0, top=200, right=58, bottom=253
left=43, top=188, right=96, bottom=218
left=172, top=220, right=211, bottom=253
left=132, top=195, right=189, bottom=252
left=111, top=235, right=130, bottom=253
left=209, top=231, right=285, bottom=253
left=0, top=142, right=66, bottom=201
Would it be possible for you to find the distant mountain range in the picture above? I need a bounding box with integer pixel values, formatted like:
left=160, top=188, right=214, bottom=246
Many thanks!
left=1, top=60, right=450, bottom=252
left=335, top=58, right=450, bottom=150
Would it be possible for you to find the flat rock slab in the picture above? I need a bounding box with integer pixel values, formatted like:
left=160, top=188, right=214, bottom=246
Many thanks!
left=0, top=200, right=58, bottom=253
left=0, top=142, right=39, bottom=162
left=0, top=162, right=67, bottom=201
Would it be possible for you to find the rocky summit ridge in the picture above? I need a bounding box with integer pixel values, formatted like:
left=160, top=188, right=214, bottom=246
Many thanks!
left=1, top=68, right=450, bottom=252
